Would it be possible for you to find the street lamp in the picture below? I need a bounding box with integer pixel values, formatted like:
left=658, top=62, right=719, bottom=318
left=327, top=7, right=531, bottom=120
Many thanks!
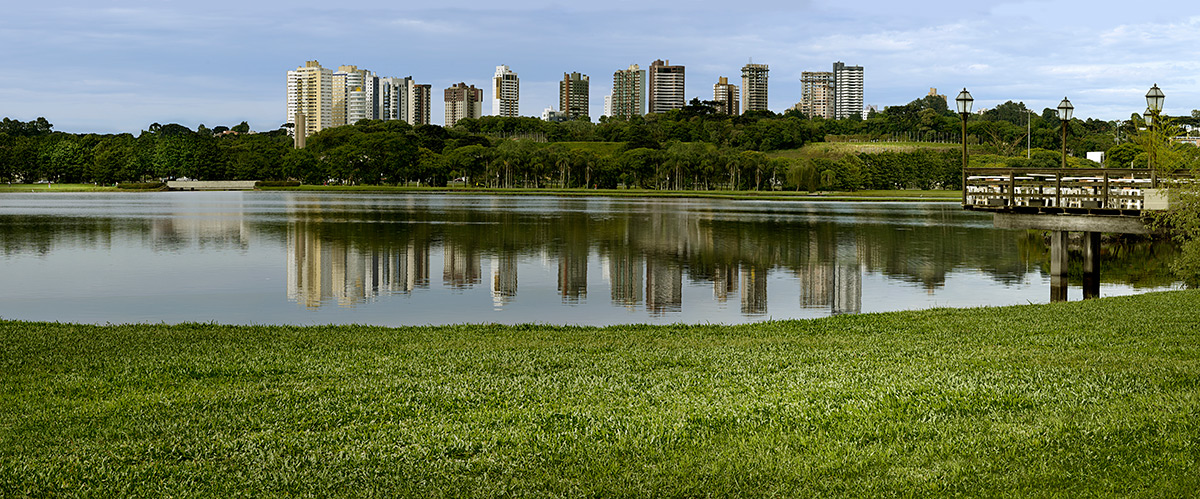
left=1145, top=84, right=1165, bottom=178
left=956, top=88, right=973, bottom=204
left=1057, top=97, right=1073, bottom=168
left=1146, top=84, right=1165, bottom=115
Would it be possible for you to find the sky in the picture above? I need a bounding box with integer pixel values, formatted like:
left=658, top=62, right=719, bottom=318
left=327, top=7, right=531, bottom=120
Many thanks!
left=2, top=0, right=1198, bottom=134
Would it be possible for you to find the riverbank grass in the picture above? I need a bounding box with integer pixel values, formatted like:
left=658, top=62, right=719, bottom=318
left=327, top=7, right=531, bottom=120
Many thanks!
left=0, top=183, right=117, bottom=192
left=3, top=290, right=1198, bottom=495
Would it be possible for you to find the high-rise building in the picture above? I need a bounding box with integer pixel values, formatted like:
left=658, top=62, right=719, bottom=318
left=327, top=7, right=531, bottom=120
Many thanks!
left=379, top=76, right=414, bottom=123
left=610, top=64, right=647, bottom=119
left=333, top=65, right=373, bottom=126
left=603, top=95, right=612, bottom=118
left=286, top=60, right=333, bottom=138
left=410, top=84, right=432, bottom=125
left=741, top=63, right=769, bottom=113
left=559, top=72, right=589, bottom=120
left=799, top=71, right=834, bottom=119
left=444, top=82, right=482, bottom=127
left=648, top=59, right=685, bottom=114
left=833, top=61, right=864, bottom=119
left=712, top=76, right=740, bottom=115
left=493, top=65, right=519, bottom=117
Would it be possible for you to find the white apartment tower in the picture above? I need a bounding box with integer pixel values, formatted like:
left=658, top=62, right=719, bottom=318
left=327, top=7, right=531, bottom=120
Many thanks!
left=493, top=65, right=520, bottom=117
left=648, top=59, right=685, bottom=114
left=333, top=65, right=373, bottom=126
left=741, top=63, right=769, bottom=113
left=610, top=64, right=647, bottom=119
left=286, top=60, right=333, bottom=137
left=712, top=77, right=739, bottom=115
left=833, top=62, right=864, bottom=119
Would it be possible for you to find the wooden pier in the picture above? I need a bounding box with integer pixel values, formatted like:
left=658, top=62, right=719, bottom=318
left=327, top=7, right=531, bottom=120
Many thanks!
left=963, top=167, right=1182, bottom=302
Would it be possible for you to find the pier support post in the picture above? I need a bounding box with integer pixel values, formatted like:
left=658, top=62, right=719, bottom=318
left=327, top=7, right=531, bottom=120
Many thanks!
left=1083, top=231, right=1101, bottom=299
left=1050, top=230, right=1069, bottom=302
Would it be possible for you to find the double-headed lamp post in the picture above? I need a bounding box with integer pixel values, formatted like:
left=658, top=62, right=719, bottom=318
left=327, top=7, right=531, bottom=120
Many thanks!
left=956, top=88, right=973, bottom=205
left=1057, top=97, right=1074, bottom=168
left=1145, top=84, right=1165, bottom=176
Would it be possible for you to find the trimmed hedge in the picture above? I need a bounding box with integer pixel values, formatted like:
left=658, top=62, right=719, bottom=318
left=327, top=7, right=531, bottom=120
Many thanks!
left=255, top=180, right=302, bottom=187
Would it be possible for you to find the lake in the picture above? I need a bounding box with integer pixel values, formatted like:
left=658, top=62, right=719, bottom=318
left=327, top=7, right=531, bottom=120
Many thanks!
left=0, top=191, right=1179, bottom=326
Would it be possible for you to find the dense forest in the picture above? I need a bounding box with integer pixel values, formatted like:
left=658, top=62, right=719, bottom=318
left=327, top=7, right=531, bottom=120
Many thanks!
left=3, top=95, right=1198, bottom=191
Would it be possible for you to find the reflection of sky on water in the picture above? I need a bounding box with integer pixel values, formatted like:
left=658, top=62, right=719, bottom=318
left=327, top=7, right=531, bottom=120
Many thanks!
left=0, top=192, right=1180, bottom=326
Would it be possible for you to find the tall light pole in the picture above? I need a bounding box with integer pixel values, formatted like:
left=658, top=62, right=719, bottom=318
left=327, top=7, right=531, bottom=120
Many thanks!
left=1057, top=97, right=1073, bottom=169
left=1027, top=109, right=1034, bottom=159
left=1145, top=84, right=1165, bottom=176
left=956, top=88, right=973, bottom=205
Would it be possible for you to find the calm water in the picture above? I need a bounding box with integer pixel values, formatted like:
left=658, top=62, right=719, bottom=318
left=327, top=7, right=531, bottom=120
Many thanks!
left=0, top=192, right=1179, bottom=326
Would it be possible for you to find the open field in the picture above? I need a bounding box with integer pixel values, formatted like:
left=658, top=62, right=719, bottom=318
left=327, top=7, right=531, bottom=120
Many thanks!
left=768, top=141, right=976, bottom=161
left=2, top=290, right=1198, bottom=496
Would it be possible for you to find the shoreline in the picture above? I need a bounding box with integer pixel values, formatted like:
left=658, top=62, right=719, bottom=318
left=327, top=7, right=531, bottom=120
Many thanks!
left=1, top=183, right=962, bottom=202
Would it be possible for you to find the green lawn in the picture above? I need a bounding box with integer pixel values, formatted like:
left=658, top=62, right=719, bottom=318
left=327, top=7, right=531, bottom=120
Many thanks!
left=3, top=291, right=1198, bottom=496
left=0, top=183, right=117, bottom=192
left=769, top=141, right=979, bottom=160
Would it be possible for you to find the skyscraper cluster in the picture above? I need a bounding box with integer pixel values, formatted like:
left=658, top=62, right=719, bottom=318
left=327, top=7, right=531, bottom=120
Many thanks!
left=795, top=61, right=864, bottom=119
left=601, top=61, right=773, bottom=118
left=286, top=60, right=430, bottom=143
left=287, top=58, right=867, bottom=141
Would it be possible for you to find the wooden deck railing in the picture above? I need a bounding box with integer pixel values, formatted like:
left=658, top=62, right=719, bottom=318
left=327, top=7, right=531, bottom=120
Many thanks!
left=963, top=168, right=1189, bottom=215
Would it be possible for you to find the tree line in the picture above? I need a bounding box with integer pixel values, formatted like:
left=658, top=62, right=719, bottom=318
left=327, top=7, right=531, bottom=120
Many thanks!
left=3, top=95, right=1196, bottom=190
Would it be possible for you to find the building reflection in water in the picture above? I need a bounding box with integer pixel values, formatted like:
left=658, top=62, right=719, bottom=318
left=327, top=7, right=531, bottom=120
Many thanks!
left=287, top=222, right=428, bottom=308
left=280, top=207, right=950, bottom=317
left=605, top=250, right=643, bottom=309
left=444, top=241, right=481, bottom=289
left=491, top=254, right=518, bottom=308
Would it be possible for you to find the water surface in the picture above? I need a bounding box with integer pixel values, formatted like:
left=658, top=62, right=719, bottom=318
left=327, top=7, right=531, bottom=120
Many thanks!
left=0, top=192, right=1178, bottom=326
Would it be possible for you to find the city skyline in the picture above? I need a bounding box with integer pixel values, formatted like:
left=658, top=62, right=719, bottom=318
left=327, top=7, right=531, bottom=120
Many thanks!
left=4, top=1, right=1200, bottom=134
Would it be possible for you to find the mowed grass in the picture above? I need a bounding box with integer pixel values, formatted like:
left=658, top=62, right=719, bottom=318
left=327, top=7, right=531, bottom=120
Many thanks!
left=3, top=291, right=1199, bottom=496
left=0, top=183, right=117, bottom=192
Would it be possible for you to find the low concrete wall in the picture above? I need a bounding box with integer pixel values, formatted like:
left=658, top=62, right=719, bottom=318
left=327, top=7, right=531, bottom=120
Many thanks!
left=166, top=180, right=259, bottom=191
left=993, top=213, right=1152, bottom=234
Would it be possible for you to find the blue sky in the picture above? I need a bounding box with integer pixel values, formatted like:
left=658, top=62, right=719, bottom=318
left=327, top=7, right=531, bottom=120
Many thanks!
left=2, top=0, right=1197, bottom=134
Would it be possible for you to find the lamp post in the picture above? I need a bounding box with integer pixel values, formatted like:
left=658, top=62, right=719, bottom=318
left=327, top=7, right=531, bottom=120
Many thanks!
left=1145, top=84, right=1165, bottom=180
left=956, top=88, right=973, bottom=205
left=1057, top=97, right=1073, bottom=169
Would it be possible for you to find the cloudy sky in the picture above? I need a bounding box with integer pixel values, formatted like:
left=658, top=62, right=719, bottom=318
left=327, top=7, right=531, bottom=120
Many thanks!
left=3, top=1, right=1198, bottom=134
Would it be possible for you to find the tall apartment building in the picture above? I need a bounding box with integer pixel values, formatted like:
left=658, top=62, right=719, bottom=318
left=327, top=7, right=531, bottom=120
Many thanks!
left=712, top=77, right=740, bottom=115
left=379, top=76, right=413, bottom=122
left=799, top=71, right=834, bottom=119
left=648, top=59, right=685, bottom=114
left=559, top=72, right=589, bottom=120
left=741, top=63, right=769, bottom=113
left=410, top=84, right=432, bottom=125
left=444, top=82, right=482, bottom=127
left=610, top=64, right=647, bottom=119
left=493, top=65, right=519, bottom=117
left=833, top=61, right=864, bottom=119
left=286, top=60, right=333, bottom=138
left=333, top=65, right=374, bottom=126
